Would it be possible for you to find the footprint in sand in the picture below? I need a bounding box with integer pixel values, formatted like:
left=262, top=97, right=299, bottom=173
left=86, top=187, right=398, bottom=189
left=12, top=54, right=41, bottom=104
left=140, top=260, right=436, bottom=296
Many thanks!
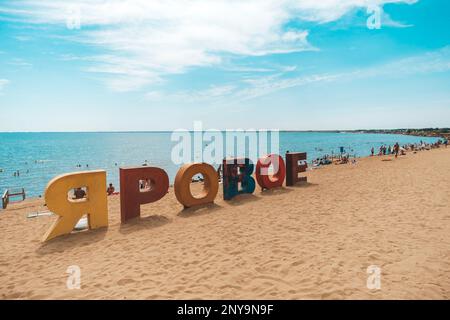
left=117, top=278, right=136, bottom=286
left=291, top=260, right=305, bottom=267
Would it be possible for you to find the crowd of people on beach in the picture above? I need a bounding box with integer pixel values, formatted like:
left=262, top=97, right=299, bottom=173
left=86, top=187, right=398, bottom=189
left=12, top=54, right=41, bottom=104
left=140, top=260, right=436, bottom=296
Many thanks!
left=370, top=139, right=447, bottom=158
left=311, top=138, right=448, bottom=169
left=311, top=150, right=357, bottom=167
left=72, top=183, right=117, bottom=200
left=371, top=143, right=402, bottom=157
left=312, top=155, right=333, bottom=166
left=4, top=137, right=449, bottom=202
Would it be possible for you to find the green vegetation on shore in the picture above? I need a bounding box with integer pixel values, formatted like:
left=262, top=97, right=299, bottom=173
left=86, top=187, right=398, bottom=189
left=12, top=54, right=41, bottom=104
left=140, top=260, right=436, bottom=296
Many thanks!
left=351, top=128, right=450, bottom=139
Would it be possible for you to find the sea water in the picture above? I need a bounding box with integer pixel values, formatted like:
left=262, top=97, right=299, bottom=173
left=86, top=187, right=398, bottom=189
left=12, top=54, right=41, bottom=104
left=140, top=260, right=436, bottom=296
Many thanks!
left=0, top=132, right=438, bottom=198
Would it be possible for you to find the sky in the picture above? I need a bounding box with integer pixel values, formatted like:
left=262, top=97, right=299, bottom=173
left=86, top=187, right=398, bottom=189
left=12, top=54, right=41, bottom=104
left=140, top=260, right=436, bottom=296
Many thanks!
left=0, top=0, right=449, bottom=132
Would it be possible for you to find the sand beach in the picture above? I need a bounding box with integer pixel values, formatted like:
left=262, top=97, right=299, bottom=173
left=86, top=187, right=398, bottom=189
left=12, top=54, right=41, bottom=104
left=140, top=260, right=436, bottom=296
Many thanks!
left=0, top=147, right=449, bottom=300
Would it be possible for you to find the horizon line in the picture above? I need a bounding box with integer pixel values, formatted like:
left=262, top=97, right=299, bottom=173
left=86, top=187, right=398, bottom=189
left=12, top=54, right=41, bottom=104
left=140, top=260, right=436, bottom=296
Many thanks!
left=0, top=128, right=449, bottom=134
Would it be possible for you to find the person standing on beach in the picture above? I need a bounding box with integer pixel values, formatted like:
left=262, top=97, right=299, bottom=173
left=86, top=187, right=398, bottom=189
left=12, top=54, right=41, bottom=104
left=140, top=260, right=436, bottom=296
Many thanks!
left=371, top=147, right=374, bottom=156
left=107, top=183, right=115, bottom=195
left=74, top=187, right=86, bottom=199
left=217, top=164, right=222, bottom=181
left=394, top=143, right=400, bottom=158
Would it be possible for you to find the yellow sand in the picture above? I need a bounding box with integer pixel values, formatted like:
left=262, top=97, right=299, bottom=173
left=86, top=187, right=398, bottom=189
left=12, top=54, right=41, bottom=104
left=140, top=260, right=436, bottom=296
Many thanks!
left=1, top=147, right=449, bottom=299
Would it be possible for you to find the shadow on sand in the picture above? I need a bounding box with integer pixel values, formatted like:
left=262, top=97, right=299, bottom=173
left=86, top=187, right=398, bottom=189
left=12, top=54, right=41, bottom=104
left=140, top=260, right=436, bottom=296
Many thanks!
left=285, top=182, right=319, bottom=189
left=225, top=193, right=261, bottom=206
left=37, top=227, right=108, bottom=255
left=177, top=202, right=222, bottom=218
left=257, top=187, right=294, bottom=196
left=119, top=215, right=171, bottom=235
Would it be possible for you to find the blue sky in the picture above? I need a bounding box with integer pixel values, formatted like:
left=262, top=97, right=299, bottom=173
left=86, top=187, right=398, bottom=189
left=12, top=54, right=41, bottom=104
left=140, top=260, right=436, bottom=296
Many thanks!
left=0, top=0, right=449, bottom=131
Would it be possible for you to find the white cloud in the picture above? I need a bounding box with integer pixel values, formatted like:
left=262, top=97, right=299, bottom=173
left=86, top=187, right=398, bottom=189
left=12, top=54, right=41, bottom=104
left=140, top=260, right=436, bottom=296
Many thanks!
left=381, top=11, right=413, bottom=28
left=355, top=45, right=450, bottom=78
left=237, top=73, right=341, bottom=101
left=176, top=85, right=237, bottom=102
left=157, top=46, right=450, bottom=103
left=8, top=58, right=32, bottom=67
left=1, top=0, right=417, bottom=91
left=235, top=46, right=450, bottom=101
left=289, top=0, right=417, bottom=23
left=14, top=35, right=32, bottom=41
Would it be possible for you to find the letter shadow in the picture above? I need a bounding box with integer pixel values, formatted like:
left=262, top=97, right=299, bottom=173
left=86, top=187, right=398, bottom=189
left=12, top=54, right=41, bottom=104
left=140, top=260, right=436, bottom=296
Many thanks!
left=225, top=193, right=261, bottom=206
left=178, top=202, right=222, bottom=218
left=286, top=181, right=318, bottom=189
left=258, top=187, right=294, bottom=197
left=119, top=214, right=171, bottom=235
left=37, top=227, right=108, bottom=255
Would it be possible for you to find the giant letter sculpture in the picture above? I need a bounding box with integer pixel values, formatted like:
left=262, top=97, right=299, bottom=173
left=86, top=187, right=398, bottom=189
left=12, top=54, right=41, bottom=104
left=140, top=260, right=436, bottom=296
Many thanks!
left=286, top=152, right=308, bottom=186
left=222, top=158, right=256, bottom=200
left=120, top=167, right=169, bottom=223
left=255, top=154, right=286, bottom=190
left=174, top=163, right=219, bottom=208
left=43, top=170, right=108, bottom=241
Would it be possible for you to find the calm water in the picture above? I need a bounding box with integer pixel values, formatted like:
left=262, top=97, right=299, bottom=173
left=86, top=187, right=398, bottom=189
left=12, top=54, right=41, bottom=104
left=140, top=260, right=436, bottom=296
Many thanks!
left=0, top=132, right=438, bottom=198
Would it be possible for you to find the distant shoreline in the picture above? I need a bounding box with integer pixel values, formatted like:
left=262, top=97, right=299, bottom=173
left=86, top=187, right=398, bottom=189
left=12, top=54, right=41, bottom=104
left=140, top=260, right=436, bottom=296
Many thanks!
left=0, top=128, right=448, bottom=137
left=345, top=128, right=449, bottom=140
